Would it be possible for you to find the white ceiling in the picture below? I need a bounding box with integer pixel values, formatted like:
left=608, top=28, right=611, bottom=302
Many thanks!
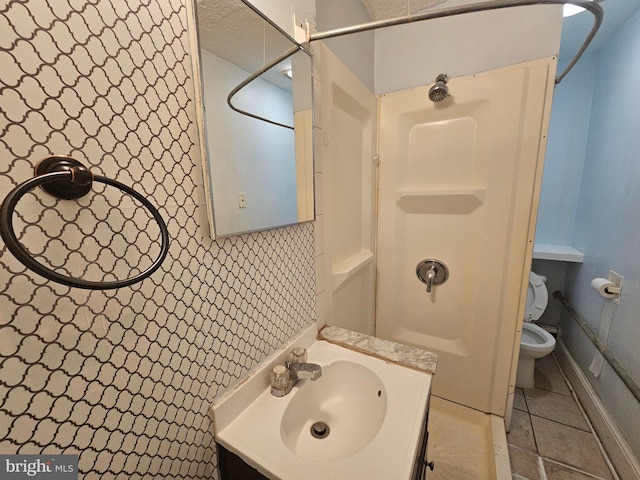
left=357, top=0, right=447, bottom=19
left=197, top=0, right=640, bottom=76
left=355, top=0, right=640, bottom=59
left=196, top=0, right=297, bottom=90
left=197, top=0, right=291, bottom=69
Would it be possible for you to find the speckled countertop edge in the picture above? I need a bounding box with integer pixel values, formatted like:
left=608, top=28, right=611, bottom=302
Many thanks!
left=318, top=325, right=438, bottom=375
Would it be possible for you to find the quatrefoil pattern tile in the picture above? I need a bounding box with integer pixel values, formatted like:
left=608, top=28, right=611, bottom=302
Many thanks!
left=0, top=1, right=316, bottom=478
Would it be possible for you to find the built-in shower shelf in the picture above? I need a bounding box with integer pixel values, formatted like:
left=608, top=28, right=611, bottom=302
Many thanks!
left=395, top=187, right=486, bottom=214
left=332, top=250, right=374, bottom=289
left=532, top=244, right=584, bottom=263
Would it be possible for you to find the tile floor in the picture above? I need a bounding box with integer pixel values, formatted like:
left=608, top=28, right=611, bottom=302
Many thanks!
left=508, top=354, right=617, bottom=480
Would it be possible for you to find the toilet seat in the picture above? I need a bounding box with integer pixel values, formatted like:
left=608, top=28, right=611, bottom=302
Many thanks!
left=524, top=272, right=548, bottom=322
left=520, top=323, right=555, bottom=352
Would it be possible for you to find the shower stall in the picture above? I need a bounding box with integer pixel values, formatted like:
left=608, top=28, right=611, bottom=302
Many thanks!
left=321, top=48, right=558, bottom=415
left=314, top=1, right=578, bottom=417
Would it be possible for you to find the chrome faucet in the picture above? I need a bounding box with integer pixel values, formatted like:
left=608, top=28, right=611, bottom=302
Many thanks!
left=270, top=348, right=322, bottom=397
left=425, top=266, right=437, bottom=293
left=416, top=259, right=449, bottom=293
left=289, top=361, right=323, bottom=381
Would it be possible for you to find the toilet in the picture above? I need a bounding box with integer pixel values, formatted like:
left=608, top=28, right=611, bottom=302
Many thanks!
left=515, top=271, right=556, bottom=389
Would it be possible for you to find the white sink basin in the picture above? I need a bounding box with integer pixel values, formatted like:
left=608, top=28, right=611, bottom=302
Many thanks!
left=281, top=360, right=387, bottom=461
left=212, top=326, right=433, bottom=480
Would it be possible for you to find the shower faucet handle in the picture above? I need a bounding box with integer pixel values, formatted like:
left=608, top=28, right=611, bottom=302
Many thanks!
left=416, top=259, right=449, bottom=293
left=425, top=266, right=437, bottom=293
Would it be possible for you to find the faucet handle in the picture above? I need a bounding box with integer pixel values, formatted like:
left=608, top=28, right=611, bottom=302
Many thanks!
left=271, top=364, right=290, bottom=392
left=288, top=347, right=307, bottom=365
left=416, top=259, right=449, bottom=293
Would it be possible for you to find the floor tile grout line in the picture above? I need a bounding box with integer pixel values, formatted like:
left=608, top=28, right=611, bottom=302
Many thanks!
left=537, top=455, right=548, bottom=480
left=551, top=353, right=621, bottom=480
left=517, top=386, right=542, bottom=458
left=529, top=411, right=541, bottom=458
left=521, top=388, right=531, bottom=413
left=520, top=386, right=541, bottom=457
left=528, top=411, right=592, bottom=433
left=542, top=457, right=610, bottom=480
left=523, top=361, right=597, bottom=431
left=531, top=384, right=572, bottom=397
left=508, top=442, right=610, bottom=480
left=508, top=433, right=611, bottom=480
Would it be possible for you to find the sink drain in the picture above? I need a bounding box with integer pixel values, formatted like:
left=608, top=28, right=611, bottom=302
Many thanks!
left=310, top=421, right=330, bottom=439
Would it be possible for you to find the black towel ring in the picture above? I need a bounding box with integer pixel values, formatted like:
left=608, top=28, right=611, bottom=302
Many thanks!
left=0, top=156, right=170, bottom=290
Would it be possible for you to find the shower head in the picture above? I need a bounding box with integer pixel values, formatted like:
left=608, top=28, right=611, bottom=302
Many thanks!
left=429, top=73, right=450, bottom=102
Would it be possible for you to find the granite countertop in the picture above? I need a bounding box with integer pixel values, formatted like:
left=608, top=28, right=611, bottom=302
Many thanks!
left=318, top=325, right=438, bottom=375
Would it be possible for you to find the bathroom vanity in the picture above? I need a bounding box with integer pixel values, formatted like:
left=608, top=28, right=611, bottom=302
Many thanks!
left=211, top=325, right=438, bottom=480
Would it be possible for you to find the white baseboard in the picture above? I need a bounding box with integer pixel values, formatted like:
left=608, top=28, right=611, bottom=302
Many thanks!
left=555, top=339, right=640, bottom=480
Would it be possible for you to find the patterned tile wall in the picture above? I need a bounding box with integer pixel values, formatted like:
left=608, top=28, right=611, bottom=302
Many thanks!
left=0, top=1, right=316, bottom=478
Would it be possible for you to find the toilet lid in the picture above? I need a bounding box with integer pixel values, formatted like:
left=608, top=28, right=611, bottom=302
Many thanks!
left=524, top=272, right=548, bottom=322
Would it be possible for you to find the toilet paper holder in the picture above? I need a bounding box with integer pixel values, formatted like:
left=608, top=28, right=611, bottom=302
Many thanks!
left=591, top=277, right=621, bottom=299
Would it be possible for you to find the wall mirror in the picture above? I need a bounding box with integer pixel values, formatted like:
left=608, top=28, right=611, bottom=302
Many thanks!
left=189, top=0, right=314, bottom=238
